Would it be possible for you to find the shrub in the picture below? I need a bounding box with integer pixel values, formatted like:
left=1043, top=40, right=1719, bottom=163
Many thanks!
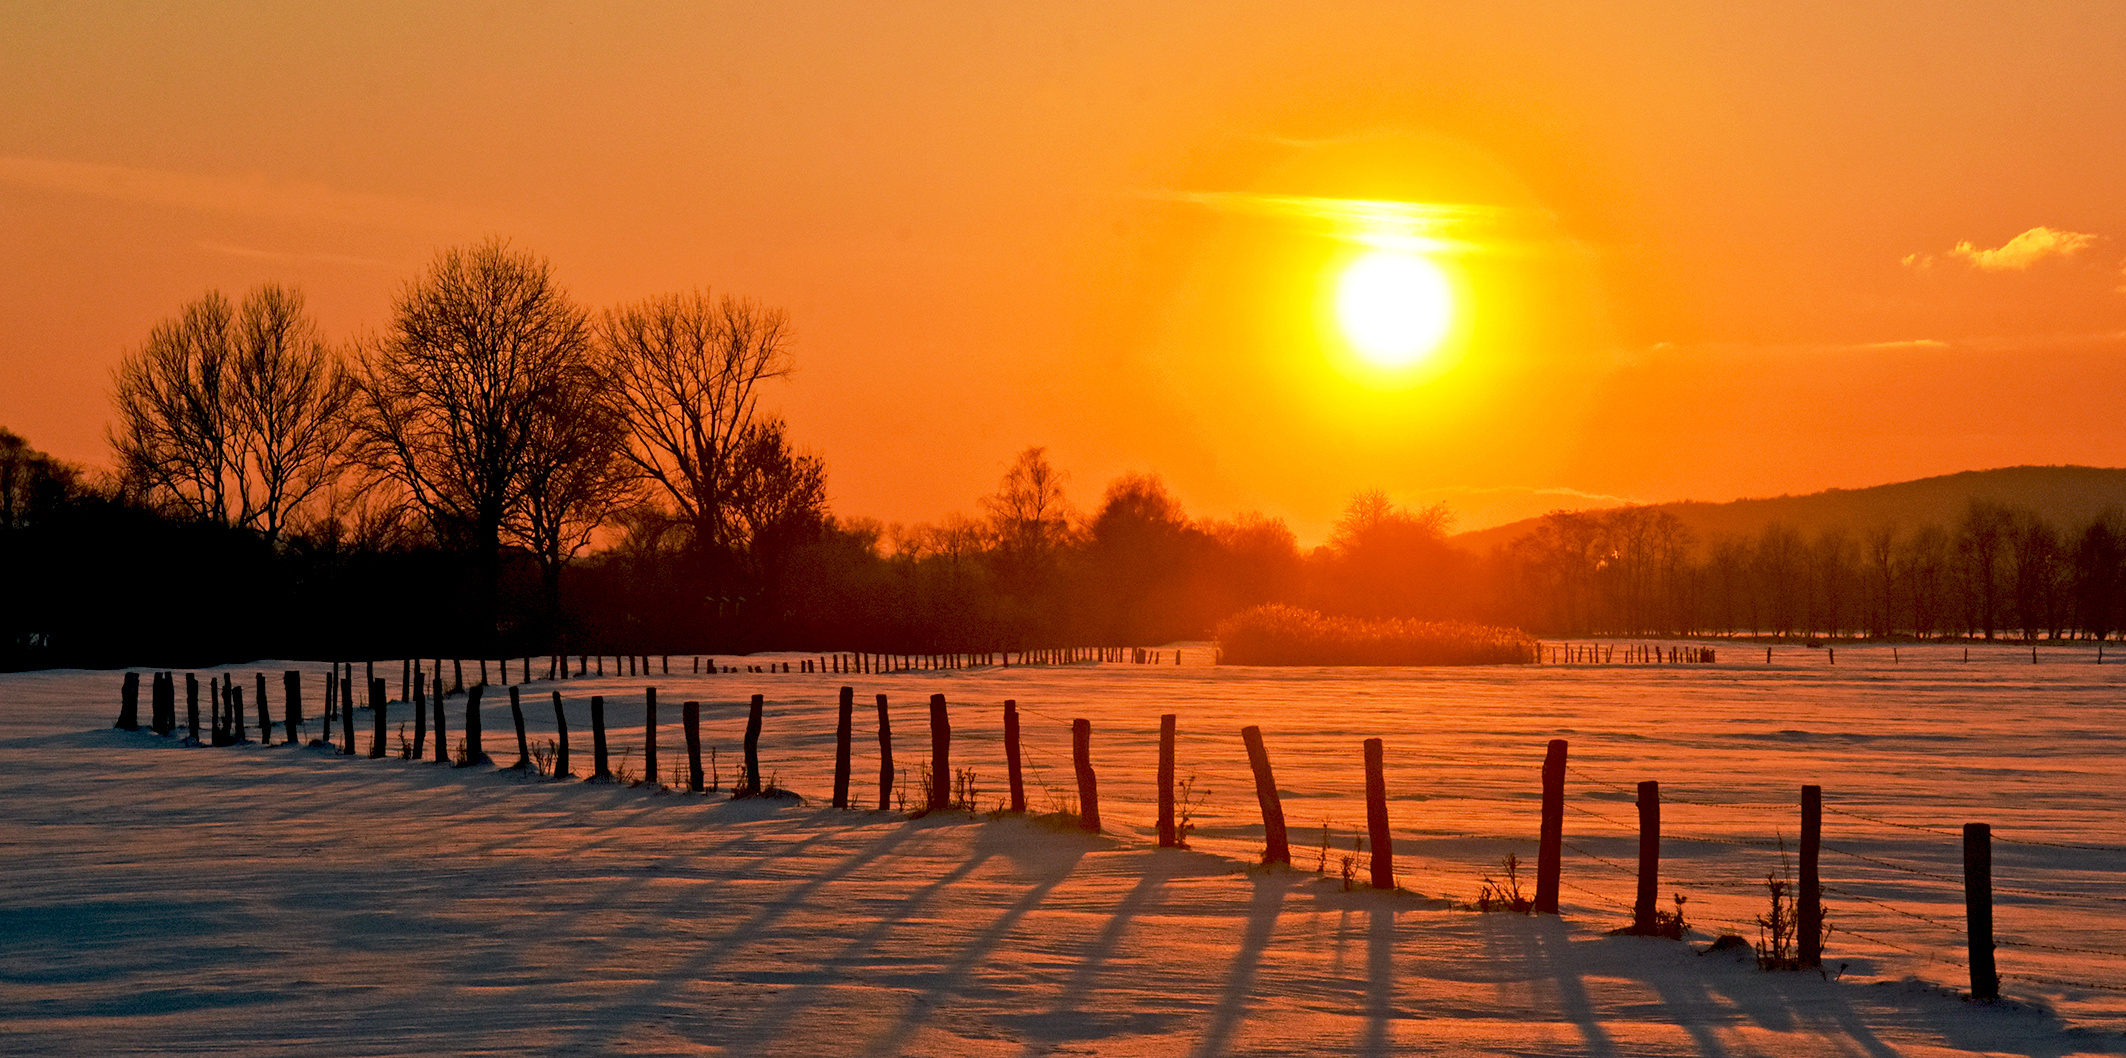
left=1214, top=604, right=1536, bottom=666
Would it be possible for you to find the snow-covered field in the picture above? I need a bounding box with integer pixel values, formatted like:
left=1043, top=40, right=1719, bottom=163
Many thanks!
left=4, top=642, right=2122, bottom=1056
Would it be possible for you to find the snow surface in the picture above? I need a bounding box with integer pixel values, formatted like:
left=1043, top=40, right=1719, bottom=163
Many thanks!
left=3, top=642, right=2123, bottom=1055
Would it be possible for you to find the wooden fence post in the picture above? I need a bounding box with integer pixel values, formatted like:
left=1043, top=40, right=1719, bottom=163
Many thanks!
left=1965, top=822, right=1998, bottom=999
left=413, top=672, right=428, bottom=755
left=1004, top=700, right=1025, bottom=813
left=1799, top=784, right=1823, bottom=966
left=368, top=678, right=388, bottom=758
left=231, top=682, right=247, bottom=743
left=432, top=679, right=449, bottom=763
left=588, top=694, right=611, bottom=781
left=1536, top=739, right=1566, bottom=914
left=1072, top=718, right=1100, bottom=832
left=339, top=673, right=356, bottom=754
left=551, top=691, right=571, bottom=777
left=1364, top=737, right=1393, bottom=889
left=683, top=701, right=704, bottom=791
left=1634, top=780, right=1660, bottom=933
left=116, top=672, right=140, bottom=730
left=643, top=687, right=659, bottom=787
left=833, top=686, right=854, bottom=808
left=1240, top=725, right=1289, bottom=866
left=255, top=672, right=270, bottom=744
left=876, top=694, right=894, bottom=810
left=1157, top=713, right=1177, bottom=846
left=186, top=672, right=202, bottom=744
left=281, top=671, right=300, bottom=744
left=928, top=694, right=951, bottom=812
left=462, top=684, right=487, bottom=765
left=742, top=693, right=764, bottom=796
left=510, top=686, right=529, bottom=770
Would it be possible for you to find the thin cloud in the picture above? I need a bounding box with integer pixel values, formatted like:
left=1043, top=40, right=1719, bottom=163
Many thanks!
left=1929, top=225, right=2099, bottom=271
left=1163, top=190, right=1545, bottom=256
left=197, top=241, right=398, bottom=269
left=0, top=154, right=483, bottom=230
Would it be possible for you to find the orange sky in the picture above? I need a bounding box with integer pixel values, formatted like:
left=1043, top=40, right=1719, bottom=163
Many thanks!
left=5, top=3, right=2124, bottom=542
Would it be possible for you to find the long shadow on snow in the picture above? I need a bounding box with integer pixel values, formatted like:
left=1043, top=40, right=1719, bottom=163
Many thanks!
left=1187, top=867, right=1303, bottom=1058
left=857, top=821, right=1097, bottom=1058
left=546, top=814, right=928, bottom=1051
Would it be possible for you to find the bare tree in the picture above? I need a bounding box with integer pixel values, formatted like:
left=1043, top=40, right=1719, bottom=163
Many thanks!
left=506, top=363, right=637, bottom=626
left=599, top=290, right=793, bottom=568
left=111, top=284, right=353, bottom=542
left=984, top=445, right=1073, bottom=558
left=355, top=239, right=596, bottom=646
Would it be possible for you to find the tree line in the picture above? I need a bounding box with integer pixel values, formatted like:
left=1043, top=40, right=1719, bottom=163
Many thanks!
left=5, top=238, right=2123, bottom=668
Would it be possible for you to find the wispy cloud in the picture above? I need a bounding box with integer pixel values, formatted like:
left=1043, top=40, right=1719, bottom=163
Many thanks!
left=1906, top=225, right=2099, bottom=272
left=0, top=154, right=481, bottom=230
left=1164, top=191, right=1543, bottom=255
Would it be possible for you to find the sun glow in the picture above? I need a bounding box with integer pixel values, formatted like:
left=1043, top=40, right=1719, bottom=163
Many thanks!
left=1335, top=249, right=1453, bottom=368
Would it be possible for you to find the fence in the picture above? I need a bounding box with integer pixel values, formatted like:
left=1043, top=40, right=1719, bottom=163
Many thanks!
left=111, top=655, right=2126, bottom=1007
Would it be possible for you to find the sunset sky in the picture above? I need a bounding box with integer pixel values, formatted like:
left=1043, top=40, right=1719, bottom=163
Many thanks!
left=5, top=2, right=2124, bottom=542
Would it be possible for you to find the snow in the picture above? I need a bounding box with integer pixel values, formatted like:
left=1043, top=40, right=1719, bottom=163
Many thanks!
left=3, top=642, right=2122, bottom=1055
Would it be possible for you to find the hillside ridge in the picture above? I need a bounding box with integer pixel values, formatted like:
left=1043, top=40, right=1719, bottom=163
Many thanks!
left=1451, top=465, right=2126, bottom=554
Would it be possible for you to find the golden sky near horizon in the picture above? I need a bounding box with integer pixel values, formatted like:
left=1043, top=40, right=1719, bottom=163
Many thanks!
left=5, top=2, right=2125, bottom=542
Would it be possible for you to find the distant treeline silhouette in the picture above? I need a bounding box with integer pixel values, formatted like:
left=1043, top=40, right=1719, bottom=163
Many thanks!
left=3, top=239, right=2123, bottom=668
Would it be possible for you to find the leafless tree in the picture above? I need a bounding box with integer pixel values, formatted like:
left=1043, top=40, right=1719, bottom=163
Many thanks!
left=506, top=365, right=637, bottom=619
left=599, top=290, right=793, bottom=567
left=984, top=445, right=1073, bottom=557
left=110, top=284, right=353, bottom=543
left=355, top=239, right=599, bottom=645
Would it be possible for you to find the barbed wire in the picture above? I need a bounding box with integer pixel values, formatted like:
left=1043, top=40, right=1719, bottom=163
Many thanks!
left=2000, top=938, right=2126, bottom=959
left=1837, top=925, right=1966, bottom=968
left=1562, top=839, right=1640, bottom=878
left=1821, top=885, right=1966, bottom=932
left=1563, top=802, right=1638, bottom=831
left=1820, top=842, right=1965, bottom=884
left=2003, top=972, right=2126, bottom=995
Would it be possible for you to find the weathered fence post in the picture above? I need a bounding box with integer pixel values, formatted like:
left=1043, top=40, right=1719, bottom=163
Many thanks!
left=151, top=672, right=172, bottom=736
left=876, top=693, right=894, bottom=810
left=1800, top=784, right=1823, bottom=966
left=461, top=684, right=487, bottom=765
left=683, top=701, right=704, bottom=792
left=116, top=672, right=140, bottom=730
left=1364, top=737, right=1393, bottom=889
left=1072, top=718, right=1100, bottom=832
left=186, top=673, right=202, bottom=744
left=412, top=672, right=427, bottom=755
left=643, top=687, right=659, bottom=787
left=1536, top=739, right=1566, bottom=914
left=1634, top=780, right=1660, bottom=933
left=282, top=671, right=300, bottom=744
left=432, top=679, right=449, bottom=763
left=928, top=694, right=951, bottom=812
left=1157, top=713, right=1177, bottom=846
left=588, top=694, right=610, bottom=781
left=742, top=693, right=764, bottom=796
left=510, top=686, right=529, bottom=770
left=339, top=673, right=356, bottom=754
left=231, top=683, right=247, bottom=743
left=551, top=691, right=571, bottom=777
left=255, top=672, right=271, bottom=743
left=1965, top=822, right=1998, bottom=999
left=1004, top=699, right=1025, bottom=814
left=1240, top=725, right=1289, bottom=866
left=832, top=686, right=854, bottom=808
left=369, top=677, right=388, bottom=758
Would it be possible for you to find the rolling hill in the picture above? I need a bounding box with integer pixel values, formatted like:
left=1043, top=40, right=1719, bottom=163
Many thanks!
left=1450, top=465, right=2126, bottom=555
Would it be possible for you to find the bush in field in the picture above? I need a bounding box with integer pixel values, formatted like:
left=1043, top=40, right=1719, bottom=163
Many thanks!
left=1214, top=604, right=1536, bottom=666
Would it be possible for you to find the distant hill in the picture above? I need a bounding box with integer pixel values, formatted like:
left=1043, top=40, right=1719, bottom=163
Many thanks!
left=1451, top=465, right=2126, bottom=555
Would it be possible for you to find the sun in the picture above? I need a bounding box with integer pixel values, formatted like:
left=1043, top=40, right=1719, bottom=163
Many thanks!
left=1335, top=249, right=1454, bottom=368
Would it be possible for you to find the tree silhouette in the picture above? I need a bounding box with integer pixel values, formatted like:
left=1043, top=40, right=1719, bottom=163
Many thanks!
left=356, top=239, right=598, bottom=649
left=110, top=284, right=353, bottom=543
